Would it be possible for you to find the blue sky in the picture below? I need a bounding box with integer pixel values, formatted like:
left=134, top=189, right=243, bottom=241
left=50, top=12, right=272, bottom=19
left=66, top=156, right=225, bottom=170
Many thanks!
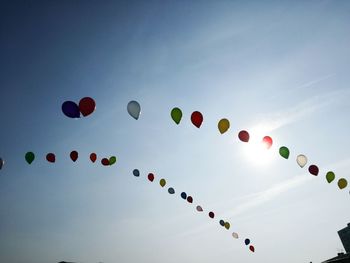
left=1, top=1, right=350, bottom=262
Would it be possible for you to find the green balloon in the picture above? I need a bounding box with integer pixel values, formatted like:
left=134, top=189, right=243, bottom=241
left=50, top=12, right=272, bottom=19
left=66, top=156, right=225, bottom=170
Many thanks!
left=109, top=156, right=117, bottom=165
left=25, top=152, right=35, bottom=164
left=326, top=171, right=335, bottom=183
left=279, top=146, right=290, bottom=159
left=171, top=107, right=182, bottom=124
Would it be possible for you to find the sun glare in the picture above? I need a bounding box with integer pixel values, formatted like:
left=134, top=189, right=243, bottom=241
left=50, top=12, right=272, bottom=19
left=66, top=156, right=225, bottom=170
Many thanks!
left=243, top=126, right=276, bottom=166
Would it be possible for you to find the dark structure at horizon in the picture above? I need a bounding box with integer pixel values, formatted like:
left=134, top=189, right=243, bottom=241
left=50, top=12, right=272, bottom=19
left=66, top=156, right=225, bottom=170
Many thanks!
left=322, top=223, right=350, bottom=263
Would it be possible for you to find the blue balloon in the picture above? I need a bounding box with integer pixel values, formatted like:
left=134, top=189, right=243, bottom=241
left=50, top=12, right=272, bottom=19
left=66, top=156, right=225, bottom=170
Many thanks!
left=181, top=192, right=187, bottom=199
left=133, top=169, right=140, bottom=177
left=62, top=101, right=80, bottom=118
left=245, top=238, right=250, bottom=245
left=219, top=220, right=225, bottom=226
left=168, top=187, right=175, bottom=194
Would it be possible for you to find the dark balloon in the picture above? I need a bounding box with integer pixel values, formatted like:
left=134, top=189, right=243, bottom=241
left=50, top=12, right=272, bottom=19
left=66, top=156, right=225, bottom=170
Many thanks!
left=238, top=130, right=250, bottom=142
left=245, top=238, right=250, bottom=245
left=249, top=245, right=255, bottom=252
left=219, top=220, right=225, bottom=226
left=191, top=111, right=203, bottom=128
left=181, top=192, right=187, bottom=200
left=133, top=169, right=140, bottom=177
left=62, top=101, right=80, bottom=118
left=90, top=153, right=97, bottom=163
left=308, top=165, right=319, bottom=176
left=79, top=97, right=96, bottom=117
left=101, top=158, right=109, bottom=166
left=187, top=196, right=193, bottom=203
left=70, top=151, right=78, bottom=162
left=209, top=211, right=215, bottom=218
left=25, top=152, right=35, bottom=164
left=148, top=173, right=154, bottom=182
left=168, top=187, right=175, bottom=194
left=0, top=158, right=4, bottom=170
left=46, top=153, right=56, bottom=163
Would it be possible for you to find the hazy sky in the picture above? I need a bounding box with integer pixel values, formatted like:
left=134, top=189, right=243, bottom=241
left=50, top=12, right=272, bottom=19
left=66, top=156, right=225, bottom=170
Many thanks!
left=1, top=1, right=350, bottom=263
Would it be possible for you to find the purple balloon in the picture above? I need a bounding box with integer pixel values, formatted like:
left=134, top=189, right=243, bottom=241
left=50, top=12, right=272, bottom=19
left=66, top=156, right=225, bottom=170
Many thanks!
left=62, top=101, right=80, bottom=118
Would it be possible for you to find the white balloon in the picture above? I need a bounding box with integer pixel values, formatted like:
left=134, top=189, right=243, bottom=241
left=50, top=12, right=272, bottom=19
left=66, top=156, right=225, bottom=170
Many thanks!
left=232, top=232, right=239, bottom=239
left=296, top=154, right=308, bottom=168
left=127, top=100, right=141, bottom=120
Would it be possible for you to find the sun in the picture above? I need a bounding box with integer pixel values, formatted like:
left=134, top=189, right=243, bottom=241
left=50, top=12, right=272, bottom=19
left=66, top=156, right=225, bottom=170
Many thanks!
left=242, top=126, right=276, bottom=166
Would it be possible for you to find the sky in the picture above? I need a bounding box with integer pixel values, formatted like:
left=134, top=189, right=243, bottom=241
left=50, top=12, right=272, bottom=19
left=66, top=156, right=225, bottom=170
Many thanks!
left=0, top=1, right=350, bottom=262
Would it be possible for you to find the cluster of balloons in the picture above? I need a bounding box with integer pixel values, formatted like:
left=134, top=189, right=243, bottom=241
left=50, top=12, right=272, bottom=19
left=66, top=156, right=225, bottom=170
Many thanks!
left=168, top=107, right=349, bottom=192
left=132, top=168, right=255, bottom=253
left=24, top=151, right=117, bottom=166
left=277, top=146, right=348, bottom=189
left=62, top=97, right=96, bottom=118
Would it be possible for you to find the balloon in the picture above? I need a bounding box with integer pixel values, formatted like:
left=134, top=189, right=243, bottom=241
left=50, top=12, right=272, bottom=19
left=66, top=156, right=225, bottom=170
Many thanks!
left=101, top=158, right=109, bottom=166
left=159, top=178, right=166, bottom=187
left=249, top=245, right=255, bottom=252
left=279, top=146, right=290, bottom=159
left=25, top=152, right=35, bottom=164
left=62, top=101, right=80, bottom=118
left=90, top=153, right=97, bottom=163
left=224, top=222, right=230, bottom=230
left=133, top=169, right=140, bottom=177
left=127, top=100, right=141, bottom=120
left=326, top=171, right=335, bottom=183
left=181, top=192, right=187, bottom=200
left=196, top=205, right=203, bottom=212
left=79, top=97, right=96, bottom=117
left=238, top=130, right=250, bottom=142
left=245, top=238, right=250, bottom=245
left=209, top=211, right=215, bottom=218
left=218, top=118, right=230, bottom=134
left=187, top=196, right=193, bottom=203
left=148, top=173, right=154, bottom=182
left=171, top=107, right=182, bottom=124
left=338, top=178, right=348, bottom=189
left=308, top=165, right=319, bottom=176
left=296, top=154, right=307, bottom=168
left=191, top=111, right=203, bottom=128
left=46, top=153, right=55, bottom=163
left=232, top=232, right=239, bottom=239
left=109, top=156, right=117, bottom=165
left=262, top=136, right=273, bottom=149
left=219, top=220, right=225, bottom=226
left=70, top=151, right=78, bottom=162
left=168, top=187, right=175, bottom=194
left=0, top=158, right=4, bottom=169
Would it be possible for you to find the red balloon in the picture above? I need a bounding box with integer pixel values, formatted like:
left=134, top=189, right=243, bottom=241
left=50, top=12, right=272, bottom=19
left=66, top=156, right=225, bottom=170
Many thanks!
left=249, top=245, right=255, bottom=252
left=187, top=196, right=193, bottom=203
left=191, top=111, right=203, bottom=128
left=79, top=97, right=96, bottom=117
left=308, top=165, right=319, bottom=176
left=238, top=130, right=250, bottom=142
left=70, top=151, right=78, bottom=162
left=209, top=211, right=215, bottom=218
left=101, top=158, right=109, bottom=166
left=90, top=153, right=97, bottom=163
left=262, top=136, right=273, bottom=149
left=46, top=153, right=56, bottom=163
left=148, top=173, right=154, bottom=182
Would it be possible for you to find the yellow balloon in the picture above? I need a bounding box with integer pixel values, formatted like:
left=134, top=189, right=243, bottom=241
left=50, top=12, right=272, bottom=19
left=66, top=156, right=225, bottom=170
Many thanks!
left=159, top=178, right=166, bottom=187
left=224, top=222, right=230, bottom=230
left=218, top=118, right=230, bottom=134
left=338, top=178, right=348, bottom=189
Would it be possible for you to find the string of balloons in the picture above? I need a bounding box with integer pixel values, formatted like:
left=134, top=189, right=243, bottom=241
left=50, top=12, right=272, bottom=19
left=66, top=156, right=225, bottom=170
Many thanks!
left=132, top=168, right=255, bottom=253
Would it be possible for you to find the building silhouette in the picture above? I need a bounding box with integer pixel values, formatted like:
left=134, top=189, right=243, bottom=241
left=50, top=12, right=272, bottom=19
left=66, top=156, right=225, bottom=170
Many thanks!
left=322, top=223, right=350, bottom=263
